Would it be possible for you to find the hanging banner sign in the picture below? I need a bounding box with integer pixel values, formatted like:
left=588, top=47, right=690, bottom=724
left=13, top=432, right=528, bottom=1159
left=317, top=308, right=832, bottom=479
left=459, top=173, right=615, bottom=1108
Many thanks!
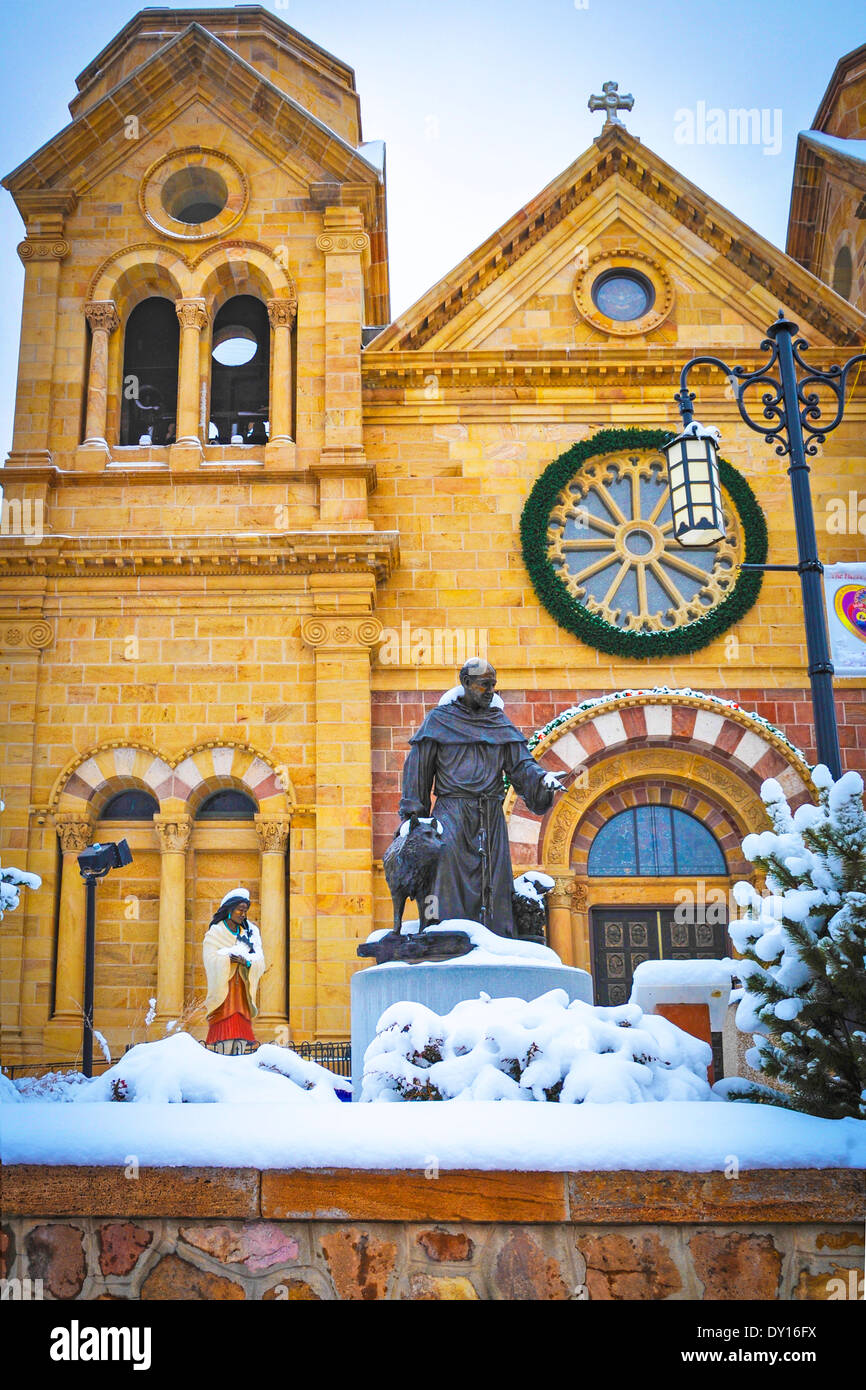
left=824, top=563, right=866, bottom=678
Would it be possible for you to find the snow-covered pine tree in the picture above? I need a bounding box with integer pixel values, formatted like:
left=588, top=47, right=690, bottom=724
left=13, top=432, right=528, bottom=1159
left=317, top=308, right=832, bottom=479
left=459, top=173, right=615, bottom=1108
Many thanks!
left=0, top=797, right=42, bottom=919
left=729, top=766, right=866, bottom=1120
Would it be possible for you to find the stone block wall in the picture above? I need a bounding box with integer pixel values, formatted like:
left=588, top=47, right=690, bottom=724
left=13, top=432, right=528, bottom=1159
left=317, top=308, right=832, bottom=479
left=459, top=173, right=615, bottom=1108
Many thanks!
left=3, top=1166, right=863, bottom=1301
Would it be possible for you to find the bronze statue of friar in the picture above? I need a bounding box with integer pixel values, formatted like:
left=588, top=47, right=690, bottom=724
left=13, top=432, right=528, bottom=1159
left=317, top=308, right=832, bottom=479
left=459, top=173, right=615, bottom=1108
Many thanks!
left=381, top=658, right=565, bottom=947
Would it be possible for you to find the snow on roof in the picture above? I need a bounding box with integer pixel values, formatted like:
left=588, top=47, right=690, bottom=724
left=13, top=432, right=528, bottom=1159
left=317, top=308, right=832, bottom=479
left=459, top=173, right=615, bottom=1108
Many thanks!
left=800, top=130, right=866, bottom=164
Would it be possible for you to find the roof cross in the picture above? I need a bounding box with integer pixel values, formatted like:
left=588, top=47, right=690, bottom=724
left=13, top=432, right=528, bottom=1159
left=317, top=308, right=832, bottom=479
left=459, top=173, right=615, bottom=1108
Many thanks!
left=588, top=81, right=634, bottom=130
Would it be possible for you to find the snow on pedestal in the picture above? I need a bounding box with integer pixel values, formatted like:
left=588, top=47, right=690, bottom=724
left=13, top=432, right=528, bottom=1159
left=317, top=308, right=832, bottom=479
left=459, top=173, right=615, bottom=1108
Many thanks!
left=629, top=959, right=733, bottom=1032
left=352, top=918, right=592, bottom=1098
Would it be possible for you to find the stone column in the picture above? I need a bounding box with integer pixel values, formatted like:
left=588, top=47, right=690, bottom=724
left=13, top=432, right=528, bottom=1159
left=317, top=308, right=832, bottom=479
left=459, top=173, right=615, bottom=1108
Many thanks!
left=548, top=878, right=575, bottom=966
left=302, top=606, right=381, bottom=1038
left=172, top=298, right=208, bottom=466
left=254, top=814, right=292, bottom=1033
left=52, top=813, right=94, bottom=1022
left=9, top=198, right=74, bottom=468
left=314, top=207, right=375, bottom=522
left=265, top=296, right=297, bottom=467
left=81, top=301, right=120, bottom=449
left=570, top=881, right=591, bottom=974
left=153, top=815, right=192, bottom=1026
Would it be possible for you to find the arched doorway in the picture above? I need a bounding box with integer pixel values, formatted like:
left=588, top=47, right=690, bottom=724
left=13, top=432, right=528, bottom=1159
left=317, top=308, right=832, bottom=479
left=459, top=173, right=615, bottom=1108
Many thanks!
left=584, top=800, right=731, bottom=1008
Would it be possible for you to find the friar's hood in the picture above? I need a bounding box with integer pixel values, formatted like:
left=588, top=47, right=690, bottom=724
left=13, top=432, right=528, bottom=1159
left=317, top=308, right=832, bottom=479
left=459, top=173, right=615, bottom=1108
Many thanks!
left=409, top=698, right=529, bottom=746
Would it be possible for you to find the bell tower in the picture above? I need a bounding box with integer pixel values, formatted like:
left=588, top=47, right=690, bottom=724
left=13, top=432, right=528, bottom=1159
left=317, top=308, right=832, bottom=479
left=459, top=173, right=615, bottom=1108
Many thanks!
left=0, top=7, right=397, bottom=1061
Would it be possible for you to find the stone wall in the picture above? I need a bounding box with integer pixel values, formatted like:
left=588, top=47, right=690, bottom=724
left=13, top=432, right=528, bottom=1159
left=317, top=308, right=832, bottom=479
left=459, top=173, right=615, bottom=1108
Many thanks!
left=3, top=1167, right=863, bottom=1301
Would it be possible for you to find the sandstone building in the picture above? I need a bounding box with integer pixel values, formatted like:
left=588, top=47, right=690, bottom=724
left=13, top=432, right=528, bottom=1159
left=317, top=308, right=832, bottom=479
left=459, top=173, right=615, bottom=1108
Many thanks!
left=1, top=10, right=863, bottom=1064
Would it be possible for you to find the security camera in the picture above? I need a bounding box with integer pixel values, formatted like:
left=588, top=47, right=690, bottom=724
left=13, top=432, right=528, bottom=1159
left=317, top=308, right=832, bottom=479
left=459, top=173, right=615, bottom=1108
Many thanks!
left=77, top=839, right=133, bottom=877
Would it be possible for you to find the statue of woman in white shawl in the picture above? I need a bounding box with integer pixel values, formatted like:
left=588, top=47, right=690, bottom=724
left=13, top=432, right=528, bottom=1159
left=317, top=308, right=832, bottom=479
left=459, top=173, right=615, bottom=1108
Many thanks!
left=203, top=887, right=266, bottom=1048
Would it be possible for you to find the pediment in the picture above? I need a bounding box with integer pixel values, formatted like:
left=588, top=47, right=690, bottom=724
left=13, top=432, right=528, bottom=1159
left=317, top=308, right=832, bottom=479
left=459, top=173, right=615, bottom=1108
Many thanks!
left=3, top=24, right=382, bottom=216
left=374, top=126, right=865, bottom=352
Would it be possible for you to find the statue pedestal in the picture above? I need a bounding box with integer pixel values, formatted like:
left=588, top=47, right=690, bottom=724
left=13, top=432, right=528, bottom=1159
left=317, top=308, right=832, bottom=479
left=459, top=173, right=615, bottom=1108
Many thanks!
left=351, top=960, right=593, bottom=1099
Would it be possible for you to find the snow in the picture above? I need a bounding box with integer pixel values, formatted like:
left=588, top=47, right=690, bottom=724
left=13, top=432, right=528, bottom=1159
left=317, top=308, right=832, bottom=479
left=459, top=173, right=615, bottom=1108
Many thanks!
left=1, top=1097, right=863, bottom=1171
left=360, top=989, right=713, bottom=1104
left=398, top=816, right=443, bottom=837
left=513, top=872, right=555, bottom=901
left=682, top=420, right=722, bottom=443
left=5, top=1033, right=349, bottom=1106
left=800, top=130, right=866, bottom=165
left=631, top=959, right=733, bottom=989
left=438, top=685, right=504, bottom=709
left=364, top=916, right=563, bottom=967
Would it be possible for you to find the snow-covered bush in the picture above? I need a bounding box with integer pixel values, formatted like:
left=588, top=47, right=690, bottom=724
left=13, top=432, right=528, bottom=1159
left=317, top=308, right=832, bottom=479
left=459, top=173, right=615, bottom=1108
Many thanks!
left=7, top=1033, right=350, bottom=1104
left=0, top=796, right=41, bottom=919
left=729, top=766, right=866, bottom=1120
left=361, top=988, right=713, bottom=1103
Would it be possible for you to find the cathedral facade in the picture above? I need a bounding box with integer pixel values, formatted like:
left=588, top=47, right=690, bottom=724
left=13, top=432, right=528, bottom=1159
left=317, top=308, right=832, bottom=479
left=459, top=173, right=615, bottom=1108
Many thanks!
left=1, top=10, right=863, bottom=1063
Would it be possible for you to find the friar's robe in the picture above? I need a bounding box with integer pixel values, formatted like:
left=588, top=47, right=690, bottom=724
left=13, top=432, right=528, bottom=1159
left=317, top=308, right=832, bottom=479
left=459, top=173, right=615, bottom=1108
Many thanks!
left=398, top=699, right=555, bottom=936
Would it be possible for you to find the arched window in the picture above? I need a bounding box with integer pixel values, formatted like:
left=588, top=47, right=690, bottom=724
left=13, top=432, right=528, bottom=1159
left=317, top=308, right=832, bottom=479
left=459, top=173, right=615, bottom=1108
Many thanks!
left=832, top=245, right=853, bottom=301
left=209, top=296, right=270, bottom=444
left=196, top=790, right=257, bottom=820
left=588, top=805, right=726, bottom=876
left=120, top=298, right=180, bottom=445
left=100, top=790, right=160, bottom=820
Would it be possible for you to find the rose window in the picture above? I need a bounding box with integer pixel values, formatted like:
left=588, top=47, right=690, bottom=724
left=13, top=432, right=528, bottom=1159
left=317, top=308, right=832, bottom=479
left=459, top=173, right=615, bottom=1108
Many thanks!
left=546, top=450, right=742, bottom=632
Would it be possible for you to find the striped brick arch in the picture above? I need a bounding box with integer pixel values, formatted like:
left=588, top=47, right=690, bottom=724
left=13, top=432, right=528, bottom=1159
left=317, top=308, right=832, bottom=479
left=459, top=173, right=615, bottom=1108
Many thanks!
left=49, top=741, right=293, bottom=817
left=570, top=783, right=751, bottom=878
left=507, top=693, right=814, bottom=865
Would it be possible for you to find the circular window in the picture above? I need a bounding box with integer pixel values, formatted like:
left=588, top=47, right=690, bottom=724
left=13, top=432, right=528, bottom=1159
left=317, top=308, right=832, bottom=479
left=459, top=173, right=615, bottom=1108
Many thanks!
left=546, top=449, right=741, bottom=633
left=161, top=167, right=228, bottom=225
left=591, top=270, right=655, bottom=322
left=139, top=148, right=248, bottom=241
left=574, top=251, right=673, bottom=336
left=520, top=428, right=768, bottom=659
left=212, top=324, right=258, bottom=366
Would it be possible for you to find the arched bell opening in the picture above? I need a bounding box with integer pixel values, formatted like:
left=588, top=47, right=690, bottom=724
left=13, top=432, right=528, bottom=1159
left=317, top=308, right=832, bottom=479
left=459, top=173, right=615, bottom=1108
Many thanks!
left=119, top=298, right=180, bottom=445
left=208, top=295, right=270, bottom=444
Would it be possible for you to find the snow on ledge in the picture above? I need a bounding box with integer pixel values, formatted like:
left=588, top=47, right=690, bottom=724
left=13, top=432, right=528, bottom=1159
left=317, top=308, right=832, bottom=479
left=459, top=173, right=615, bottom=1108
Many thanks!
left=1, top=1098, right=863, bottom=1171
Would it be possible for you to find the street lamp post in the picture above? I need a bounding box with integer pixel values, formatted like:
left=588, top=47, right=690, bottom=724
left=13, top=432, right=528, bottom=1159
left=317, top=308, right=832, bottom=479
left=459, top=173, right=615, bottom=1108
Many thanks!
left=77, top=839, right=133, bottom=1077
left=668, top=310, right=866, bottom=780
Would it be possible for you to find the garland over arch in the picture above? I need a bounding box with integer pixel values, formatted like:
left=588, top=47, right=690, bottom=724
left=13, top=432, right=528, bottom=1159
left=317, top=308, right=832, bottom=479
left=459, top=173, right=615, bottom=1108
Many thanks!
left=519, top=427, right=768, bottom=659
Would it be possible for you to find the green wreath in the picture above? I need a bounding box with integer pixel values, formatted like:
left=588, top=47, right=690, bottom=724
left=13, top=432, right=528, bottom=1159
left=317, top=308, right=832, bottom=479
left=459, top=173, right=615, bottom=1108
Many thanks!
left=519, top=427, right=767, bottom=660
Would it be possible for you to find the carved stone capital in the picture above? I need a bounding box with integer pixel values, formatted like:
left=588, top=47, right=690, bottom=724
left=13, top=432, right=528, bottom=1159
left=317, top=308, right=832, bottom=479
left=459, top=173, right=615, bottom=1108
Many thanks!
left=301, top=616, right=382, bottom=651
left=84, top=300, right=120, bottom=335
left=175, top=299, right=209, bottom=332
left=254, top=814, right=291, bottom=854
left=267, top=296, right=297, bottom=329
left=153, top=813, right=193, bottom=853
left=549, top=878, right=588, bottom=912
left=315, top=231, right=370, bottom=255
left=570, top=880, right=588, bottom=912
left=54, top=813, right=94, bottom=854
left=18, top=238, right=70, bottom=263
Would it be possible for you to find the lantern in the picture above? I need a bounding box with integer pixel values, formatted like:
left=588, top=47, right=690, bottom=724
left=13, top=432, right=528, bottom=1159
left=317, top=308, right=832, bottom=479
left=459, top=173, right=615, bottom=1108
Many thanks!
left=662, top=421, right=726, bottom=546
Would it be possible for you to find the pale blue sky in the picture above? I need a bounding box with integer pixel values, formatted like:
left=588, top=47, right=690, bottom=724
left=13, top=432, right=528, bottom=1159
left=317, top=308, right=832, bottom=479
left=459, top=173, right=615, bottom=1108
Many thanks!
left=0, top=0, right=863, bottom=450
